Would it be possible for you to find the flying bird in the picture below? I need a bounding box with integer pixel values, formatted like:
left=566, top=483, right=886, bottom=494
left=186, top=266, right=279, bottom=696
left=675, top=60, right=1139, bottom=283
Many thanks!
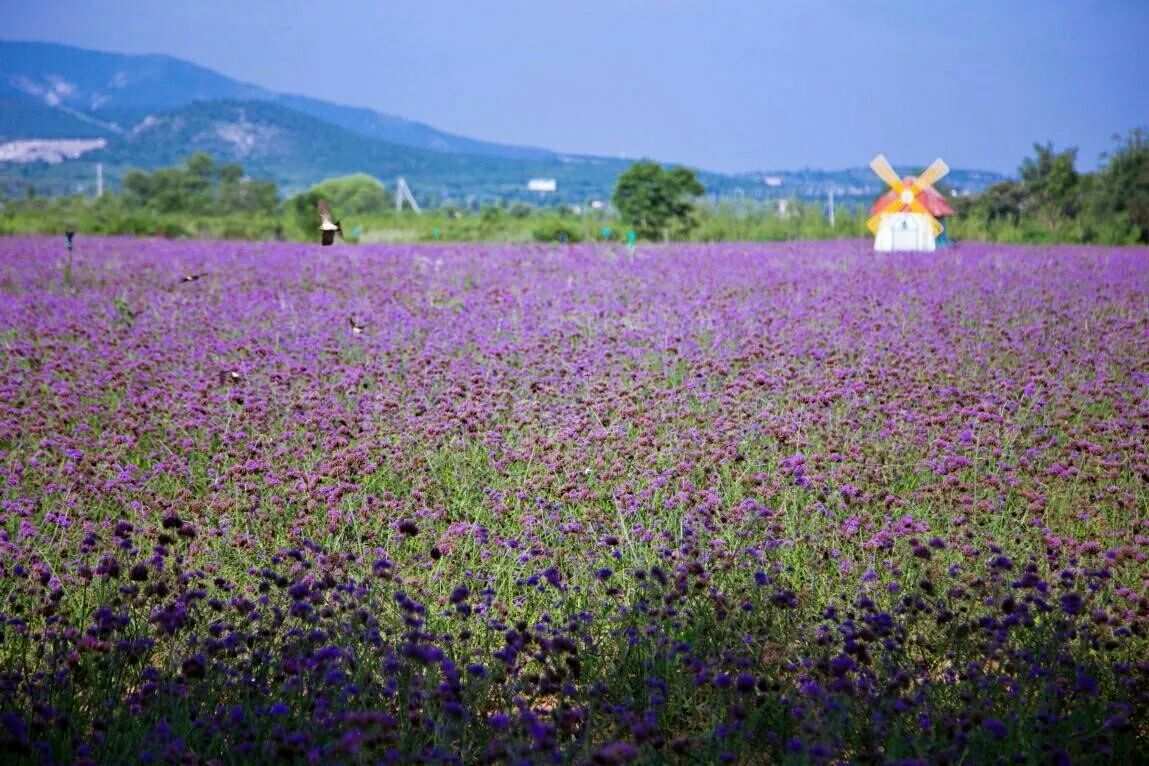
left=348, top=316, right=365, bottom=335
left=178, top=273, right=208, bottom=284
left=317, top=200, right=343, bottom=246
left=64, top=231, right=75, bottom=251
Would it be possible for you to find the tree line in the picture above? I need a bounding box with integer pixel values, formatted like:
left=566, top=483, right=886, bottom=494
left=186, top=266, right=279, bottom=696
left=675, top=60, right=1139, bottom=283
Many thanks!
left=613, top=131, right=1149, bottom=245
left=951, top=129, right=1149, bottom=244
left=122, top=153, right=279, bottom=217
left=2, top=131, right=1146, bottom=245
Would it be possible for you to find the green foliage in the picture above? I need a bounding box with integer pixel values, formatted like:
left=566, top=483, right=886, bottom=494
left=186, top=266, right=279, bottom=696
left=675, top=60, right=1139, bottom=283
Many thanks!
left=692, top=200, right=867, bottom=241
left=306, top=174, right=392, bottom=215
left=531, top=217, right=583, bottom=243
left=288, top=189, right=323, bottom=237
left=1020, top=143, right=1080, bottom=228
left=0, top=191, right=281, bottom=240
left=613, top=161, right=704, bottom=240
left=953, top=130, right=1149, bottom=244
left=286, top=174, right=392, bottom=238
left=954, top=180, right=1025, bottom=225
left=1092, top=128, right=1149, bottom=241
left=121, top=153, right=278, bottom=217
left=5, top=134, right=1149, bottom=246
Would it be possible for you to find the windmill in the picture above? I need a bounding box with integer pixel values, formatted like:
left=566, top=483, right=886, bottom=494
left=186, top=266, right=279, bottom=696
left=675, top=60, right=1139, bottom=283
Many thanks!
left=866, top=154, right=953, bottom=252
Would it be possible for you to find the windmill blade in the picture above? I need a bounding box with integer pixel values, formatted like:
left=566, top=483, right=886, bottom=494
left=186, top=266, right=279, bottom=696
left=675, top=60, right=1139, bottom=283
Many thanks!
left=870, top=154, right=904, bottom=191
left=908, top=198, right=944, bottom=236
left=885, top=192, right=911, bottom=214
left=868, top=190, right=935, bottom=235
left=866, top=192, right=910, bottom=234
left=911, top=158, right=950, bottom=194
left=866, top=212, right=885, bottom=235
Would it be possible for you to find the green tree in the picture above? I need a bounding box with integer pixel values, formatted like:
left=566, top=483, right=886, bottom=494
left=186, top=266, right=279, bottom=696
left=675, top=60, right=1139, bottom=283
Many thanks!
left=287, top=175, right=391, bottom=237
left=218, top=163, right=244, bottom=212
left=151, top=167, right=195, bottom=214
left=241, top=180, right=279, bottom=215
left=118, top=155, right=279, bottom=220
left=218, top=163, right=278, bottom=215
left=122, top=170, right=153, bottom=205
left=219, top=163, right=244, bottom=185
left=308, top=174, right=392, bottom=215
left=1092, top=129, right=1149, bottom=242
left=613, top=161, right=705, bottom=240
left=1020, top=143, right=1080, bottom=229
left=180, top=153, right=217, bottom=213
left=289, top=190, right=323, bottom=235
left=185, top=152, right=216, bottom=182
left=955, top=180, right=1026, bottom=225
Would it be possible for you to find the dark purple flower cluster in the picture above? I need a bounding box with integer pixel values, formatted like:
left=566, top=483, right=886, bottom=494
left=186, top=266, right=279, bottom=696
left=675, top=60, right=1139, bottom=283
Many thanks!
left=0, top=236, right=1146, bottom=763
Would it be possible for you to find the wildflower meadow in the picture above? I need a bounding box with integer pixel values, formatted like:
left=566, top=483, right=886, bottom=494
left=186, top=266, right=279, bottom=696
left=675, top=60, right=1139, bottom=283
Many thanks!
left=1, top=237, right=1147, bottom=764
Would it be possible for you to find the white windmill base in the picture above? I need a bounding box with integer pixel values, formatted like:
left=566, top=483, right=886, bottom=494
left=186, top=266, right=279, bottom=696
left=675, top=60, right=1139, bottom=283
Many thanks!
left=873, top=212, right=937, bottom=252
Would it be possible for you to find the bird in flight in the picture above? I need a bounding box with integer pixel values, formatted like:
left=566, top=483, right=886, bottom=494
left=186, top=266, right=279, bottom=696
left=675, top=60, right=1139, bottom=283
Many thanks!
left=64, top=231, right=75, bottom=251
left=318, top=200, right=343, bottom=246
left=348, top=316, right=365, bottom=335
left=178, top=273, right=208, bottom=284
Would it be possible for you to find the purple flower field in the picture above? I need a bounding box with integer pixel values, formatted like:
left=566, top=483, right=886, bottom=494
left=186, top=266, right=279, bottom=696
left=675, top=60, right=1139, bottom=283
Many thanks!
left=1, top=236, right=1148, bottom=764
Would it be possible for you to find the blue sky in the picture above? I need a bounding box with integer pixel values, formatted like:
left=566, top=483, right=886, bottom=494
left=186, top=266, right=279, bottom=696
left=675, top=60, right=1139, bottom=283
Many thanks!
left=4, top=0, right=1147, bottom=173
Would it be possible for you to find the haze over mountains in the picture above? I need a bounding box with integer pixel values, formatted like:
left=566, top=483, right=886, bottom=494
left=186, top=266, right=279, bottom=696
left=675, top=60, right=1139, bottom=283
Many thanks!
left=0, top=40, right=1005, bottom=205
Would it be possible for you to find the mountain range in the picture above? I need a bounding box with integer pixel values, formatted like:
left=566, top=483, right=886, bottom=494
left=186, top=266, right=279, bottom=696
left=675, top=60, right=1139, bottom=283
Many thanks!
left=0, top=40, right=1007, bottom=205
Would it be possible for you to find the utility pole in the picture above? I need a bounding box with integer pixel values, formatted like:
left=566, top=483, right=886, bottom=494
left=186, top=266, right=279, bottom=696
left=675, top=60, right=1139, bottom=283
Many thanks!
left=827, top=188, right=835, bottom=228
left=395, top=177, right=421, bottom=214
left=96, top=163, right=104, bottom=198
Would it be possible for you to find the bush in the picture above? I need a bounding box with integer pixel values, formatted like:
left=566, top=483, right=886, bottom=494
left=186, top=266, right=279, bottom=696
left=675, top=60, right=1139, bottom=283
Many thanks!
left=306, top=174, right=392, bottom=216
left=531, top=218, right=583, bottom=243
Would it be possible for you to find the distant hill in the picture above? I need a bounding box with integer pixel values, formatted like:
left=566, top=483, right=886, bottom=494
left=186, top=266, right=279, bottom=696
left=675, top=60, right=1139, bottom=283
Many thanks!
left=0, top=39, right=1008, bottom=203
left=0, top=40, right=559, bottom=159
left=1, top=95, right=634, bottom=202
left=95, top=99, right=631, bottom=199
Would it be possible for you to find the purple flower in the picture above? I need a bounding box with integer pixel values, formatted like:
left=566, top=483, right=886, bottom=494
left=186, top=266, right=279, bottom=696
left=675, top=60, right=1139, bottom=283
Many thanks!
left=592, top=741, right=638, bottom=764
left=1060, top=593, right=1084, bottom=615
left=829, top=654, right=856, bottom=677
left=181, top=654, right=206, bottom=679
left=982, top=717, right=1007, bottom=739
left=542, top=566, right=564, bottom=589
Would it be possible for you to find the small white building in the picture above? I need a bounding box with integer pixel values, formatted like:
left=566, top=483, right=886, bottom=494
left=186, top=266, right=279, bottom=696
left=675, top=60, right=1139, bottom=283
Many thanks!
left=874, top=212, right=936, bottom=252
left=527, top=178, right=557, bottom=193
